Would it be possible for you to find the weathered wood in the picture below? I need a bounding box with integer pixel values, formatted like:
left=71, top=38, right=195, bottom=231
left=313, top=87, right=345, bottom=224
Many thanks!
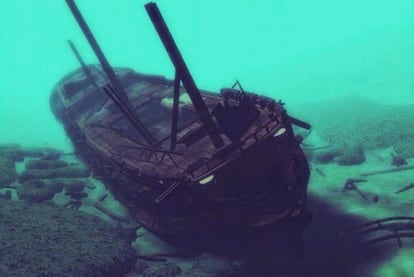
left=315, top=167, right=326, bottom=177
left=395, top=183, right=414, bottom=194
left=66, top=0, right=155, bottom=145
left=170, top=71, right=180, bottom=150
left=93, top=192, right=130, bottom=223
left=145, top=2, right=224, bottom=148
left=360, top=165, right=414, bottom=177
left=68, top=40, right=100, bottom=90
left=53, top=1, right=311, bottom=237
left=303, top=144, right=333, bottom=151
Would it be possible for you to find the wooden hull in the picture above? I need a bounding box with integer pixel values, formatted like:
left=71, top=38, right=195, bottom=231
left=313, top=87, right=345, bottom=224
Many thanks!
left=50, top=66, right=310, bottom=237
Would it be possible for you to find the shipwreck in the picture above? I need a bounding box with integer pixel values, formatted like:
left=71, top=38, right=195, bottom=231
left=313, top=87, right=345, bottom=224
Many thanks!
left=51, top=0, right=312, bottom=239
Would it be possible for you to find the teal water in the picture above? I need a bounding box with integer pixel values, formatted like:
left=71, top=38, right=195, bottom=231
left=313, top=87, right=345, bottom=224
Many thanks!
left=1, top=1, right=414, bottom=276
left=1, top=0, right=413, bottom=151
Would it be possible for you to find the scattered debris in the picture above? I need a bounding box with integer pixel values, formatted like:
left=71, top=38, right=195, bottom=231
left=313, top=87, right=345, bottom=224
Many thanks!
left=342, top=178, right=367, bottom=194
left=342, top=216, right=414, bottom=248
left=395, top=183, right=414, bottom=194
left=342, top=178, right=378, bottom=202
left=360, top=165, right=414, bottom=177
left=315, top=167, right=326, bottom=177
left=391, top=153, right=408, bottom=167
left=303, top=144, right=333, bottom=151
left=93, top=193, right=130, bottom=223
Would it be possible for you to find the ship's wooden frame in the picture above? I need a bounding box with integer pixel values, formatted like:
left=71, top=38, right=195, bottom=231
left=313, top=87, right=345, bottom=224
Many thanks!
left=51, top=1, right=311, bottom=238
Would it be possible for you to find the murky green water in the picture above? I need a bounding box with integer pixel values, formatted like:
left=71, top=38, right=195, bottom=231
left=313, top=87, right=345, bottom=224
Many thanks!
left=1, top=1, right=413, bottom=276
left=1, top=0, right=413, bottom=150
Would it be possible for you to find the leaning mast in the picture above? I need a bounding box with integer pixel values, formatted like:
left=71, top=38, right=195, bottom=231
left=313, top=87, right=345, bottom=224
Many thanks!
left=145, top=2, right=224, bottom=149
left=66, top=0, right=156, bottom=145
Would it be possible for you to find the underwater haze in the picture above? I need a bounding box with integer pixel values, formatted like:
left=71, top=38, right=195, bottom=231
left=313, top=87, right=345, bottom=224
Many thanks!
left=1, top=1, right=414, bottom=276
left=1, top=0, right=413, bottom=151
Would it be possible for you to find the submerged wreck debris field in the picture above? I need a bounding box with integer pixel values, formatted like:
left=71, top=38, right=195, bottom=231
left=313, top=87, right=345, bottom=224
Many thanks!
left=1, top=139, right=413, bottom=276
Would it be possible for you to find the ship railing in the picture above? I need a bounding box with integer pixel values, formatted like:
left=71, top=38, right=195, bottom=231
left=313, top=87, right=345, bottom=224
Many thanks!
left=91, top=121, right=183, bottom=168
left=185, top=117, right=280, bottom=180
left=111, top=144, right=182, bottom=168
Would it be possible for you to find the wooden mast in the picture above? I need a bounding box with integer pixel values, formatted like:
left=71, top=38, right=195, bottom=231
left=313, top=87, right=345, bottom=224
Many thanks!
left=145, top=2, right=224, bottom=149
left=67, top=40, right=100, bottom=90
left=66, top=0, right=156, bottom=145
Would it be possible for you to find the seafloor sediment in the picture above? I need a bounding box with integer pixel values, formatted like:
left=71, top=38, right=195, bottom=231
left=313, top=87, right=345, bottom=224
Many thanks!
left=0, top=200, right=137, bottom=276
left=0, top=133, right=413, bottom=276
left=294, top=97, right=414, bottom=158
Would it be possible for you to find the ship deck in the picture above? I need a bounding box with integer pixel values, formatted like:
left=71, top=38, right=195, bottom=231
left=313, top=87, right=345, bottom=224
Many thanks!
left=55, top=67, right=285, bottom=180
